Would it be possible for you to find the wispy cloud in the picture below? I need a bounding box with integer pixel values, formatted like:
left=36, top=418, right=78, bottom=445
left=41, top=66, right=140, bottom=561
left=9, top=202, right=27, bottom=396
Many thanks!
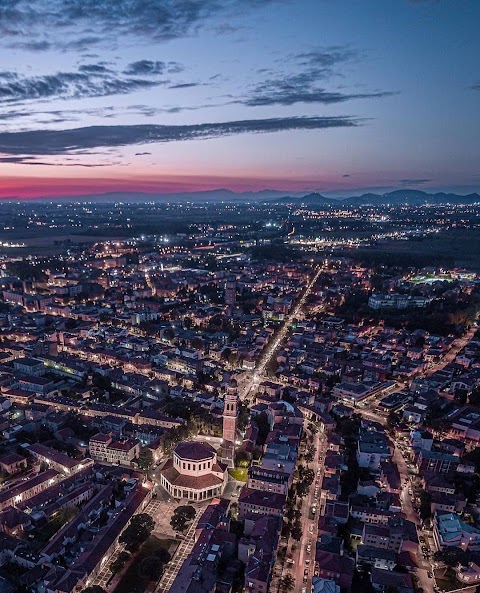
left=0, top=0, right=281, bottom=50
left=0, top=115, right=362, bottom=155
left=242, top=47, right=395, bottom=107
left=398, top=178, right=432, bottom=184
left=123, top=60, right=183, bottom=76
left=0, top=66, right=166, bottom=105
left=0, top=155, right=118, bottom=167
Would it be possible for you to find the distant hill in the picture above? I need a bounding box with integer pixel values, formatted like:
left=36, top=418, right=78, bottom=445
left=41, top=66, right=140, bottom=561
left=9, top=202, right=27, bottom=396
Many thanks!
left=3, top=188, right=302, bottom=204
left=1, top=188, right=479, bottom=205
left=266, top=189, right=480, bottom=207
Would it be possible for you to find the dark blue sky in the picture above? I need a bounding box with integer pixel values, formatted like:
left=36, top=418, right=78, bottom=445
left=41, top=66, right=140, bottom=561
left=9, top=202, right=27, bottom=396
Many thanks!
left=0, top=0, right=478, bottom=197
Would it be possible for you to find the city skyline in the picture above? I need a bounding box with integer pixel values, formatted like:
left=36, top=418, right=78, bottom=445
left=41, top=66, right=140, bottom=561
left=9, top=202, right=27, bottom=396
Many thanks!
left=0, top=0, right=479, bottom=199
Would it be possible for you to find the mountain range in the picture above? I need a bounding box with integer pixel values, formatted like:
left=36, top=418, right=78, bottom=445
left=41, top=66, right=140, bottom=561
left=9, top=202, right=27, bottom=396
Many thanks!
left=2, top=188, right=479, bottom=206
left=266, top=189, right=480, bottom=206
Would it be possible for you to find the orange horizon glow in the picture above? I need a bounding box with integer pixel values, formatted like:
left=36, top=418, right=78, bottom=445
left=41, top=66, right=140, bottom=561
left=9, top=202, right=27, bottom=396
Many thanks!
left=0, top=172, right=346, bottom=199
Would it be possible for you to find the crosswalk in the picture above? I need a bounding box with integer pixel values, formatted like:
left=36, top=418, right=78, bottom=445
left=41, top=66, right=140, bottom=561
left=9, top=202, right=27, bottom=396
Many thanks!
left=91, top=543, right=127, bottom=590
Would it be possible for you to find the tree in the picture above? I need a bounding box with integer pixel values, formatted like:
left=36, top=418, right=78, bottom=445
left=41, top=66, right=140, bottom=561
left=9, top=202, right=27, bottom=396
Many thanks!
left=254, top=412, right=271, bottom=446
left=170, top=514, right=187, bottom=532
left=110, top=551, right=130, bottom=574
left=291, top=522, right=303, bottom=541
left=434, top=546, right=469, bottom=567
left=119, top=513, right=155, bottom=552
left=234, top=450, right=250, bottom=468
left=281, top=574, right=295, bottom=592
left=419, top=492, right=432, bottom=522
left=304, top=451, right=314, bottom=463
left=154, top=548, right=171, bottom=564
left=137, top=447, right=154, bottom=470
left=174, top=505, right=196, bottom=521
left=163, top=327, right=175, bottom=341
left=139, top=556, right=163, bottom=581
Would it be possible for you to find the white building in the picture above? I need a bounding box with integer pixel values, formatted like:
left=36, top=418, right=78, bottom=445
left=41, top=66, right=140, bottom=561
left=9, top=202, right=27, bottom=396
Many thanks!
left=160, top=441, right=227, bottom=502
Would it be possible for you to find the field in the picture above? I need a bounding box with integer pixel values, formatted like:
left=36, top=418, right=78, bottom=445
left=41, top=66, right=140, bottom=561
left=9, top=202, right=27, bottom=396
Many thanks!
left=0, top=231, right=124, bottom=257
left=357, top=229, right=480, bottom=271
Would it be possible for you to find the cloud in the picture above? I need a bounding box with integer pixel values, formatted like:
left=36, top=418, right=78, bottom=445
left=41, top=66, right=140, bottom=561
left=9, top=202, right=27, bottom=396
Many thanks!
left=242, top=47, right=395, bottom=107
left=0, top=0, right=281, bottom=50
left=0, top=67, right=165, bottom=105
left=169, top=82, right=202, bottom=89
left=0, top=156, right=37, bottom=163
left=244, top=83, right=394, bottom=106
left=0, top=155, right=115, bottom=167
left=0, top=115, right=362, bottom=155
left=124, top=60, right=182, bottom=76
left=471, top=83, right=480, bottom=91
left=295, top=48, right=357, bottom=69
left=398, top=178, right=432, bottom=184
left=78, top=63, right=113, bottom=74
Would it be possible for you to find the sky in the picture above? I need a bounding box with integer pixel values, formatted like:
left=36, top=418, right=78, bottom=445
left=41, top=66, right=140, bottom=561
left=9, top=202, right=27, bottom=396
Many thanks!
left=0, top=0, right=479, bottom=199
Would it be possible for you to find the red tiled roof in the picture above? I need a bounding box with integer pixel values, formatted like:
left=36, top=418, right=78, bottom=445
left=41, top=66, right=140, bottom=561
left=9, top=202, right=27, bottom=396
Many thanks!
left=174, top=441, right=216, bottom=461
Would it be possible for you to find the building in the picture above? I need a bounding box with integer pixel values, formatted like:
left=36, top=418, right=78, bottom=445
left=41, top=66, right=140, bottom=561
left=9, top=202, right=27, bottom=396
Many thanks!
left=433, top=512, right=480, bottom=551
left=0, top=453, right=28, bottom=475
left=361, top=524, right=403, bottom=552
left=160, top=441, right=227, bottom=502
left=13, top=358, right=45, bottom=377
left=312, top=578, right=341, bottom=593
left=89, top=433, right=140, bottom=466
left=247, top=466, right=291, bottom=495
left=0, top=469, right=59, bottom=511
left=28, top=443, right=93, bottom=475
left=417, top=450, right=459, bottom=474
left=238, top=488, right=286, bottom=522
left=221, top=378, right=239, bottom=468
left=368, top=294, right=431, bottom=310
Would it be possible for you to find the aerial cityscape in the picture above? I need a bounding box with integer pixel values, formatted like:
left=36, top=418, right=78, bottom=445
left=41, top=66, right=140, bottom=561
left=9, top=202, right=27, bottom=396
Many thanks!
left=0, top=2, right=479, bottom=593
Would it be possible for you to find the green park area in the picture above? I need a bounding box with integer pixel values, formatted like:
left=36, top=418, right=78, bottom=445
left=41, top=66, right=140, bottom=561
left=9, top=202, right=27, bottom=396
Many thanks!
left=229, top=467, right=248, bottom=482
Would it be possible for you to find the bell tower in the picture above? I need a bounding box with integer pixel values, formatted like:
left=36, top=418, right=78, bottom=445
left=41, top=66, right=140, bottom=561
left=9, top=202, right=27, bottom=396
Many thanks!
left=222, top=378, right=239, bottom=468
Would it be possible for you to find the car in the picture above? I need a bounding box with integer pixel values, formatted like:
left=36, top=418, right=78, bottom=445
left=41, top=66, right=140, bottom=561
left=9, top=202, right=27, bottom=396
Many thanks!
left=309, top=525, right=314, bottom=533
left=304, top=569, right=309, bottom=576
left=303, top=575, right=308, bottom=584
left=301, top=589, right=307, bottom=593
left=306, top=545, right=311, bottom=553
left=306, top=559, right=310, bottom=566
left=286, top=558, right=294, bottom=565
left=428, top=572, right=433, bottom=579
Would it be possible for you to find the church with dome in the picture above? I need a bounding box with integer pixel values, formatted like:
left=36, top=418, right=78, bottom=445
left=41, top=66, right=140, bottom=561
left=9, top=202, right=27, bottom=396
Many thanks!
left=159, top=441, right=228, bottom=502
